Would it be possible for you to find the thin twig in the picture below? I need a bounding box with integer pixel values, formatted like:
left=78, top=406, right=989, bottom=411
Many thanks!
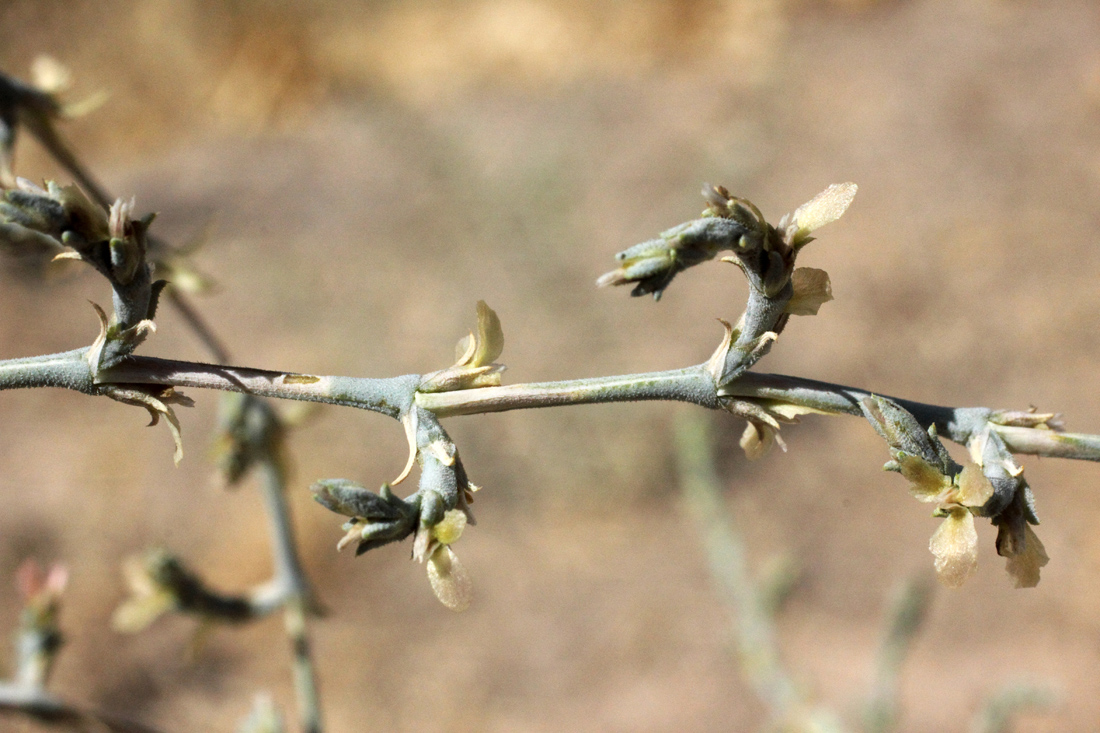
left=677, top=412, right=856, bottom=733
left=256, top=458, right=324, bottom=733
left=862, top=577, right=934, bottom=733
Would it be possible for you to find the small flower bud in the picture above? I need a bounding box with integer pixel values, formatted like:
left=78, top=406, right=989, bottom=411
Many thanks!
left=596, top=216, right=747, bottom=300
left=310, top=480, right=419, bottom=555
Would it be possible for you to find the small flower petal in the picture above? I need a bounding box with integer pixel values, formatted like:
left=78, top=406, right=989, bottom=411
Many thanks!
left=420, top=302, right=507, bottom=392
left=896, top=453, right=950, bottom=501
left=929, top=507, right=979, bottom=588
left=427, top=545, right=472, bottom=612
left=785, top=267, right=833, bottom=316
left=431, top=508, right=467, bottom=545
left=739, top=420, right=776, bottom=461
left=956, top=464, right=994, bottom=508
left=472, top=300, right=504, bottom=367
left=1005, top=525, right=1049, bottom=589
left=788, top=182, right=857, bottom=247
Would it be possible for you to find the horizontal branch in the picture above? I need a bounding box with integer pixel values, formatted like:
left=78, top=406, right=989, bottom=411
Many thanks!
left=722, top=373, right=1100, bottom=462
left=990, top=424, right=1100, bottom=462
left=0, top=348, right=95, bottom=392
left=414, top=366, right=721, bottom=416
left=100, top=356, right=421, bottom=419
left=1, top=348, right=1096, bottom=463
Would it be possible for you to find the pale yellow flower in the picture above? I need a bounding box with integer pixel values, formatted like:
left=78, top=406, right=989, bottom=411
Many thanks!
left=423, top=509, right=472, bottom=612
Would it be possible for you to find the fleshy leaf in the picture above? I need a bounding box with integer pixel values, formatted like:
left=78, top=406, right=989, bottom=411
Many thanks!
left=929, top=507, right=978, bottom=588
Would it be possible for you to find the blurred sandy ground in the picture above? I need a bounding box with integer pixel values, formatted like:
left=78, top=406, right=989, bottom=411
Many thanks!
left=2, top=0, right=1100, bottom=730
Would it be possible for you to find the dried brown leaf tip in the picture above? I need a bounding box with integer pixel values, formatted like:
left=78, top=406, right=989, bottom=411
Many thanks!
left=419, top=300, right=506, bottom=392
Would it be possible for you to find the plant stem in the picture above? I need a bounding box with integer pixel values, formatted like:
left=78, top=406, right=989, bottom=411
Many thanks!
left=675, top=413, right=798, bottom=715
left=284, top=597, right=322, bottom=733
left=676, top=412, right=848, bottom=732
left=101, top=356, right=420, bottom=419
left=257, top=458, right=323, bottom=733
left=3, top=348, right=1097, bottom=463
left=416, top=366, right=721, bottom=415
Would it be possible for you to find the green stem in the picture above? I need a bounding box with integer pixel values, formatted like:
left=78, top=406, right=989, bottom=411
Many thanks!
left=0, top=349, right=94, bottom=392
left=3, top=349, right=1098, bottom=463
left=100, top=356, right=420, bottom=419
left=675, top=413, right=798, bottom=715
left=415, top=366, right=720, bottom=416
left=257, top=458, right=323, bottom=733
